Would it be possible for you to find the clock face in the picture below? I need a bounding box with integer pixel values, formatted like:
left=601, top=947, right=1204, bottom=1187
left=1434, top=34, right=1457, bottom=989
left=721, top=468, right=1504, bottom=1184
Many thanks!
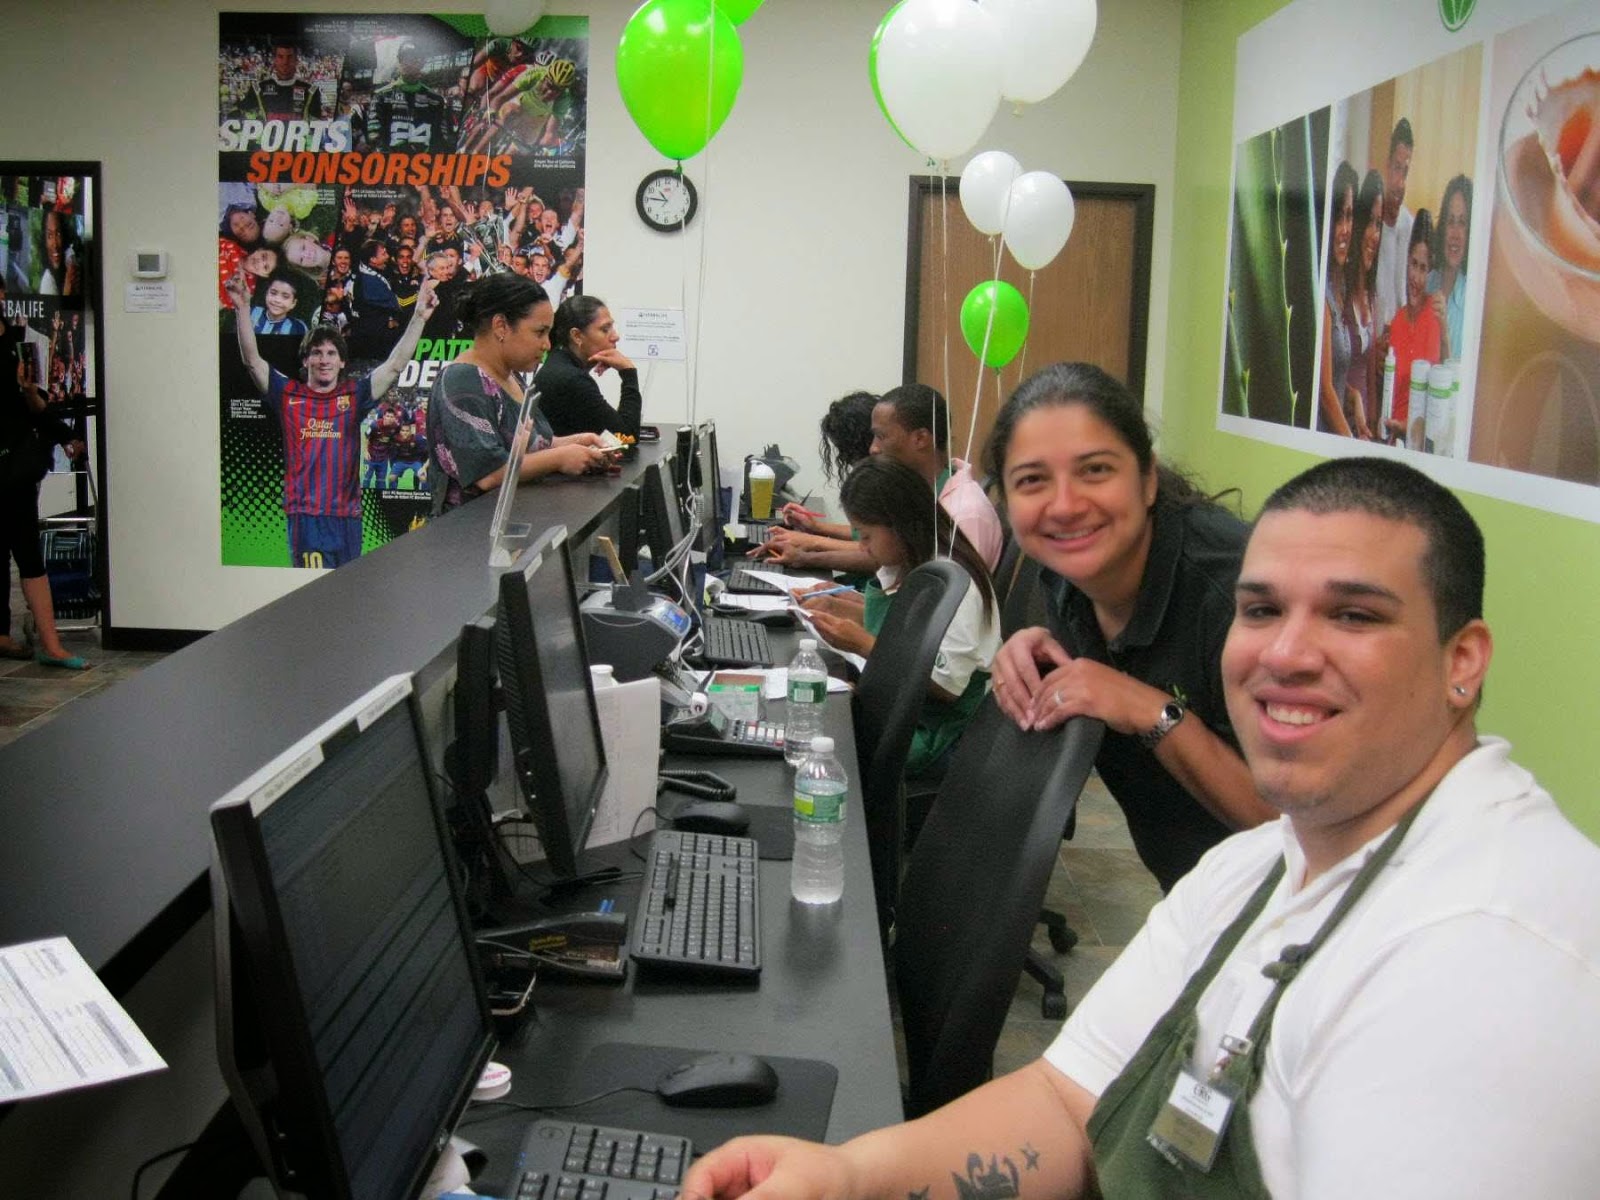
left=636, top=170, right=697, bottom=232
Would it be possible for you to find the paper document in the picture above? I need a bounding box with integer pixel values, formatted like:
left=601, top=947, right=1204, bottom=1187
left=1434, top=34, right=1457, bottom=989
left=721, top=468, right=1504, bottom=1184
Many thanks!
left=0, top=937, right=166, bottom=1102
left=587, top=674, right=662, bottom=847
left=734, top=568, right=822, bottom=595
left=756, top=668, right=852, bottom=701
left=788, top=605, right=868, bottom=673
left=714, top=594, right=791, bottom=613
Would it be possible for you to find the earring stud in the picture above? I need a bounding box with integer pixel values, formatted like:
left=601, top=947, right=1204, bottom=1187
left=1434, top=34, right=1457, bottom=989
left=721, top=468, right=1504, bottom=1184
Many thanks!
left=1453, top=685, right=1468, bottom=697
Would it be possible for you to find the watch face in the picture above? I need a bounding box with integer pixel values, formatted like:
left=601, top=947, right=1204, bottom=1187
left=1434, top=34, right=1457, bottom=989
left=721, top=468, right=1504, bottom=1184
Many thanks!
left=637, top=171, right=696, bottom=231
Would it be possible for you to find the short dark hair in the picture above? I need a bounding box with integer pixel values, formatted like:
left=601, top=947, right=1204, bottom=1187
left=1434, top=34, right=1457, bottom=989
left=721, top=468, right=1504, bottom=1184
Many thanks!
left=1409, top=207, right=1434, bottom=264
left=263, top=269, right=302, bottom=301
left=984, top=362, right=1207, bottom=508
left=819, top=390, right=878, bottom=484
left=552, top=294, right=607, bottom=354
left=358, top=238, right=387, bottom=265
left=839, top=456, right=994, bottom=621
left=1389, top=117, right=1414, bottom=159
left=298, top=323, right=348, bottom=368
left=1258, top=457, right=1484, bottom=640
left=878, top=383, right=949, bottom=452
left=455, top=272, right=551, bottom=337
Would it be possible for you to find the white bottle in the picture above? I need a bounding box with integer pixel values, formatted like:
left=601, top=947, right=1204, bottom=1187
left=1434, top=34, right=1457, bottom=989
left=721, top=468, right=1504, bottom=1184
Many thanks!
left=1425, top=363, right=1455, bottom=456
left=784, top=638, right=828, bottom=766
left=589, top=663, right=617, bottom=690
left=1406, top=358, right=1432, bottom=451
left=792, top=735, right=847, bottom=905
left=1379, top=346, right=1397, bottom=435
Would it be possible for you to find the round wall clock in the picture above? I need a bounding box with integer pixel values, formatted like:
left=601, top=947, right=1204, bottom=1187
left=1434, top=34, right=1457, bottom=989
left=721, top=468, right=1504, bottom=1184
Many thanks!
left=635, top=168, right=698, bottom=232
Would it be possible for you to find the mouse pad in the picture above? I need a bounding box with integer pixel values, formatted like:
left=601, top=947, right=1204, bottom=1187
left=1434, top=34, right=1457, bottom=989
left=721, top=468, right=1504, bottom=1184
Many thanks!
left=564, top=1040, right=837, bottom=1152
left=744, top=804, right=794, bottom=861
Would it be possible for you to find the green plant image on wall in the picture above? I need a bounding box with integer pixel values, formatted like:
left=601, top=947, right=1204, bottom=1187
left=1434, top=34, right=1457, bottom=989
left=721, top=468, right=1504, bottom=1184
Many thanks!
left=1438, top=0, right=1477, bottom=33
left=1221, top=108, right=1329, bottom=429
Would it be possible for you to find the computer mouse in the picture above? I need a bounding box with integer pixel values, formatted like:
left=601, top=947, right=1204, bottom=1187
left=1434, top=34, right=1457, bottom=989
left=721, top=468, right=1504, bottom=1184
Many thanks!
left=671, top=799, right=751, bottom=836
left=746, top=609, right=796, bottom=628
left=655, top=1052, right=779, bottom=1108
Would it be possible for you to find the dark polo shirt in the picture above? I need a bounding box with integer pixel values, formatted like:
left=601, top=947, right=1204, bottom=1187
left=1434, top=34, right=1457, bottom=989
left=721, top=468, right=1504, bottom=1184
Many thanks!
left=1043, top=499, right=1248, bottom=892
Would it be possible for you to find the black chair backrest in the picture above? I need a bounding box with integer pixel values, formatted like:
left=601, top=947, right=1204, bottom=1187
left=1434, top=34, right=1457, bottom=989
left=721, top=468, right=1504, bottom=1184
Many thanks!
left=851, top=559, right=968, bottom=938
left=991, top=534, right=1024, bottom=609
left=1000, top=553, right=1047, bottom=639
left=894, top=699, right=1105, bottom=1116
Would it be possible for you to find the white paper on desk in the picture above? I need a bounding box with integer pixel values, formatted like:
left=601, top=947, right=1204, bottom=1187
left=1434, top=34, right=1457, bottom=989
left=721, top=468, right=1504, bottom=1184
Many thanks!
left=736, top=568, right=826, bottom=595
left=756, top=668, right=852, bottom=701
left=0, top=937, right=166, bottom=1102
left=714, top=593, right=791, bottom=612
left=587, top=674, right=661, bottom=847
left=789, top=605, right=869, bottom=673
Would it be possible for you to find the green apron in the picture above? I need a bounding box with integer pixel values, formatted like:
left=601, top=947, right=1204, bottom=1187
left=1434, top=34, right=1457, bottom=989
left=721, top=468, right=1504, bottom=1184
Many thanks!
left=1086, top=800, right=1428, bottom=1197
left=862, top=577, right=989, bottom=778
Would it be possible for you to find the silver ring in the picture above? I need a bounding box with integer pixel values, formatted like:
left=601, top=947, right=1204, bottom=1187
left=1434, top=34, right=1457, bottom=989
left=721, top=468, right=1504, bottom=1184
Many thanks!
left=1054, top=689, right=1064, bottom=706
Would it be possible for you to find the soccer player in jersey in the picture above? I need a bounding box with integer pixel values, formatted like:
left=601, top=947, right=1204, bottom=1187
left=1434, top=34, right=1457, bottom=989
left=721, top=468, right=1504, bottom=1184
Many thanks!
left=239, top=37, right=325, bottom=129
left=226, top=268, right=439, bottom=569
left=367, top=40, right=451, bottom=152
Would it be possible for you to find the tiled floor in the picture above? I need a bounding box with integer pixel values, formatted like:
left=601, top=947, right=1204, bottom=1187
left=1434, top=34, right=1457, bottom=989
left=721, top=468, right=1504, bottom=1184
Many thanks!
left=0, top=580, right=170, bottom=747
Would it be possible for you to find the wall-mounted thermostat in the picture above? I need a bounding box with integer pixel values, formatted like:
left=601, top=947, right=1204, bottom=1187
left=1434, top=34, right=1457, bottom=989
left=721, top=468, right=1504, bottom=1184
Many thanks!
left=132, top=250, right=168, bottom=280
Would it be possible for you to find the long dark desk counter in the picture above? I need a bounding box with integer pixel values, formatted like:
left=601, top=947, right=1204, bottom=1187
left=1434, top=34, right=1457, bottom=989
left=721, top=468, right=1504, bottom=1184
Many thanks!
left=0, top=443, right=668, bottom=991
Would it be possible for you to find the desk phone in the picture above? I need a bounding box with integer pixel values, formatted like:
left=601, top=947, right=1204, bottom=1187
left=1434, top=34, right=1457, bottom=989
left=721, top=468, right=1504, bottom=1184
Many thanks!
left=662, top=704, right=786, bottom=758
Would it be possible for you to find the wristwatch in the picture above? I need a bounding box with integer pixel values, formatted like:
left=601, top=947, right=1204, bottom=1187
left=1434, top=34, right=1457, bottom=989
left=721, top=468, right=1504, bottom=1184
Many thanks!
left=1138, top=699, right=1187, bottom=749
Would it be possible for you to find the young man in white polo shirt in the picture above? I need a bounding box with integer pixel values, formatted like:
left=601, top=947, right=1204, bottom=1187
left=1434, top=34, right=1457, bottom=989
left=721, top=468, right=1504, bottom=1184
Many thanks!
left=685, top=456, right=1600, bottom=1198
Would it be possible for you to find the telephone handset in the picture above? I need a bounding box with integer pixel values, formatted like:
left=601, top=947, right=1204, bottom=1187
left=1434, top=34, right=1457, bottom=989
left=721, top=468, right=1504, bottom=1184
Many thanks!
left=661, top=702, right=786, bottom=758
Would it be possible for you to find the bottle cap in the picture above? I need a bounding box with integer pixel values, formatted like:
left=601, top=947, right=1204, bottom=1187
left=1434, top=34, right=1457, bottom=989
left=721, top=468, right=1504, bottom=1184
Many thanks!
left=589, top=664, right=615, bottom=684
left=810, top=735, right=834, bottom=753
left=473, top=1061, right=512, bottom=1102
left=799, top=638, right=817, bottom=651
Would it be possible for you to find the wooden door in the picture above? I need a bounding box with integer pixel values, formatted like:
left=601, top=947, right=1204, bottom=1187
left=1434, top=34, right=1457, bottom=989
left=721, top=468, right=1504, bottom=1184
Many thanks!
left=905, top=178, right=1154, bottom=473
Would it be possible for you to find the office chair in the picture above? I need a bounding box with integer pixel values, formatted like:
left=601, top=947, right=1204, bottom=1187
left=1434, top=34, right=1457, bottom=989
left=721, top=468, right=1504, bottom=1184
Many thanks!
left=852, top=559, right=968, bottom=942
left=994, top=551, right=1085, bottom=1015
left=991, top=533, right=1025, bottom=610
left=894, top=700, right=1104, bottom=1117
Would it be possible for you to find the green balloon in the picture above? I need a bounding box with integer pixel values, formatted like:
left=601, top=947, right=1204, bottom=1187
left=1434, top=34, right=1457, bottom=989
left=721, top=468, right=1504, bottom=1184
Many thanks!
left=617, top=0, right=744, bottom=162
left=716, top=0, right=765, bottom=24
left=867, top=2, right=916, bottom=151
left=960, top=281, right=1030, bottom=369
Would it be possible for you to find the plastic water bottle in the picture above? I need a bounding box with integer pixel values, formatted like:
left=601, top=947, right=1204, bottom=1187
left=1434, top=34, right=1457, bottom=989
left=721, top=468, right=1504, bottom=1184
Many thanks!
left=792, top=736, right=847, bottom=904
left=784, top=638, right=827, bottom=766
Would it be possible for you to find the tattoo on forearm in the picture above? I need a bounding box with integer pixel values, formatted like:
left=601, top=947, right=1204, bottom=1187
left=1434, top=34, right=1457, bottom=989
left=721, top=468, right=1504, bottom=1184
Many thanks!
left=952, top=1152, right=1022, bottom=1200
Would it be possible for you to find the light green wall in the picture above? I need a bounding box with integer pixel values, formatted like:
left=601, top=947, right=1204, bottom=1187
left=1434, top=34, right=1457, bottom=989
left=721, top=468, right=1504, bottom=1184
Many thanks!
left=1165, top=0, right=1600, bottom=838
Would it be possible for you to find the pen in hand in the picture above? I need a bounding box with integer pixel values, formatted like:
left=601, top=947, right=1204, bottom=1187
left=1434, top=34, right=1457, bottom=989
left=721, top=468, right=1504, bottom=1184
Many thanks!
left=794, top=584, right=856, bottom=604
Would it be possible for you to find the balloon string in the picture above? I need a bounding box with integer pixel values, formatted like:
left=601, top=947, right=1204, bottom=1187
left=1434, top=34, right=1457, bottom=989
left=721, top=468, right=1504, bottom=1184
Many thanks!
left=1016, top=269, right=1036, bottom=384
left=955, top=183, right=1016, bottom=560
left=938, top=163, right=950, bottom=413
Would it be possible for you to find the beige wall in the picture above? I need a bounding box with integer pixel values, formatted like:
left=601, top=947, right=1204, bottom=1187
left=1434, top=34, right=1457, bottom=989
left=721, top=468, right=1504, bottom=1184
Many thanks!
left=0, top=0, right=1184, bottom=632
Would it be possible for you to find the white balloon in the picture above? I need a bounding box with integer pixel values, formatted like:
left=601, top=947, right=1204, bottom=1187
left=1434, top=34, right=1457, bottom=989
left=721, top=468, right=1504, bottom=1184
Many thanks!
left=485, top=0, right=547, bottom=37
left=1004, top=172, right=1075, bottom=270
left=876, top=0, right=1003, bottom=161
left=959, top=150, right=1022, bottom=236
left=980, top=0, right=1098, bottom=106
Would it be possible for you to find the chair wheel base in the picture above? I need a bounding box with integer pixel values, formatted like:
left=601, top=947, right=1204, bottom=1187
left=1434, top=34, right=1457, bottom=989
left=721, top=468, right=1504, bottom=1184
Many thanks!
left=1047, top=925, right=1078, bottom=954
left=1041, top=992, right=1068, bottom=1020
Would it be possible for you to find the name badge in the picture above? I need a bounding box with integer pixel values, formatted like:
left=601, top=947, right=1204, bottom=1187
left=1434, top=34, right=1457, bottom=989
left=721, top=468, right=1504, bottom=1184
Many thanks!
left=1147, top=1066, right=1238, bottom=1173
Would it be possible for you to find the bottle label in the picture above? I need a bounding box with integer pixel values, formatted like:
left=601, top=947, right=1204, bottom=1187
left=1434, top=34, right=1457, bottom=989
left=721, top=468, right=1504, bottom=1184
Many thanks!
left=787, top=678, right=826, bottom=704
left=794, top=786, right=845, bottom=824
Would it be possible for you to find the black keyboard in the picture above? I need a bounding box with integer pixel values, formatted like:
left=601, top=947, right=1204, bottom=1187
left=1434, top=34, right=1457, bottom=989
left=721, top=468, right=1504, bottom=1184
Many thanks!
left=630, top=829, right=760, bottom=976
left=725, top=566, right=787, bottom=595
left=511, top=1120, right=691, bottom=1200
left=700, top=615, right=774, bottom=667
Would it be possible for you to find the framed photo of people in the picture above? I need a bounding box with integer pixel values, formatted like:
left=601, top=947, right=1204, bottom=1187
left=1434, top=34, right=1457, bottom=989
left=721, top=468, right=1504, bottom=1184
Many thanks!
left=1218, top=0, right=1600, bottom=525
left=218, top=13, right=589, bottom=569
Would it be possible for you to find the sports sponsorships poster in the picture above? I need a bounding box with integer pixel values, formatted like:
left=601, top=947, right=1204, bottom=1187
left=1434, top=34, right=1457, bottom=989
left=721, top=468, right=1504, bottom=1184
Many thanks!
left=1219, top=0, right=1600, bottom=524
left=218, top=13, right=588, bottom=569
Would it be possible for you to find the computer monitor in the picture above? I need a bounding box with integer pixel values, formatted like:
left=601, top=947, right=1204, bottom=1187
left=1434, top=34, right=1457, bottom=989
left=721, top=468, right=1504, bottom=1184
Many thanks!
left=640, top=460, right=689, bottom=569
left=210, top=675, right=493, bottom=1200
left=694, top=421, right=724, bottom=560
left=445, top=614, right=516, bottom=903
left=496, top=525, right=609, bottom=878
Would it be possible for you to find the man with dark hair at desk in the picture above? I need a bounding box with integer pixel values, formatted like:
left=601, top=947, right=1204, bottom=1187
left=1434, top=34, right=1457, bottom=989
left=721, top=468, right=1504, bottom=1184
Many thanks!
left=686, top=457, right=1600, bottom=1198
left=760, top=384, right=1003, bottom=574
